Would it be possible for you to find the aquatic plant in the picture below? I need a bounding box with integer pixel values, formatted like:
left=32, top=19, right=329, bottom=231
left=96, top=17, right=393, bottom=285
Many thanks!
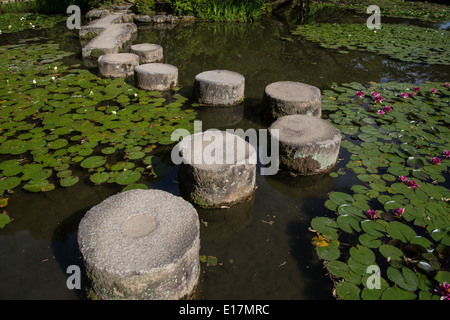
left=311, top=80, right=449, bottom=300
left=292, top=23, right=450, bottom=65
left=0, top=39, right=197, bottom=219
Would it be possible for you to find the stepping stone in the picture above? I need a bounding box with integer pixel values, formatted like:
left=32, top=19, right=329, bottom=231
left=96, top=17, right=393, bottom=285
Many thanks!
left=269, top=114, right=341, bottom=175
left=130, top=43, right=164, bottom=63
left=134, top=63, right=178, bottom=91
left=82, top=23, right=138, bottom=60
left=98, top=53, right=139, bottom=78
left=175, top=130, right=257, bottom=208
left=85, top=9, right=111, bottom=22
left=78, top=189, right=200, bottom=300
left=194, top=70, right=245, bottom=107
left=264, top=81, right=322, bottom=118
left=79, top=13, right=123, bottom=40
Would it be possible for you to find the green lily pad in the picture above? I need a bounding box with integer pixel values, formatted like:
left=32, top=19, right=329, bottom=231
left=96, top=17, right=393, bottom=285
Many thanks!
left=60, top=176, right=79, bottom=187
left=80, top=156, right=106, bottom=169
left=115, top=170, right=141, bottom=185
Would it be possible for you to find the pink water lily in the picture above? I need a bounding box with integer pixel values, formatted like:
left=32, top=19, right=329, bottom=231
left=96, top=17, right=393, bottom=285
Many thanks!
left=383, top=105, right=392, bottom=112
left=443, top=150, right=450, bottom=158
left=413, top=86, right=421, bottom=92
left=374, top=95, right=384, bottom=103
left=407, top=180, right=419, bottom=189
left=409, top=92, right=416, bottom=97
left=431, top=88, right=437, bottom=93
left=399, top=176, right=408, bottom=182
left=401, top=92, right=408, bottom=98
left=435, top=282, right=450, bottom=300
left=356, top=91, right=364, bottom=98
left=377, top=109, right=385, bottom=115
left=444, top=83, right=449, bottom=88
left=371, top=91, right=379, bottom=97
left=392, top=207, right=405, bottom=217
left=366, top=209, right=378, bottom=220
left=431, top=157, right=442, bottom=165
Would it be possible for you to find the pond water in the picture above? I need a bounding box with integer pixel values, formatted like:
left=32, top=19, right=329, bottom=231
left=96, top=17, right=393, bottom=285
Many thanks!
left=0, top=15, right=448, bottom=300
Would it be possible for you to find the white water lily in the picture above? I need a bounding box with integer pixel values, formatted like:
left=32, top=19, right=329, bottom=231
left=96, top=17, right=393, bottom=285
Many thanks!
left=89, top=91, right=94, bottom=95
left=111, top=110, right=117, bottom=114
left=51, top=77, right=56, bottom=81
left=32, top=79, right=36, bottom=84
left=8, top=25, right=12, bottom=29
left=134, top=93, right=138, bottom=97
left=53, top=66, right=57, bottom=71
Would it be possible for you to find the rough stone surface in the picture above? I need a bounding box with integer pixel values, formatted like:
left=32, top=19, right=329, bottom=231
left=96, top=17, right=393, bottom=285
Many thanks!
left=194, top=70, right=245, bottom=107
left=98, top=53, right=139, bottom=78
left=85, top=9, right=111, bottom=21
left=78, top=189, right=200, bottom=300
left=82, top=23, right=138, bottom=60
left=134, top=63, right=178, bottom=91
left=175, top=130, right=257, bottom=208
left=269, top=114, right=341, bottom=175
left=130, top=43, right=164, bottom=63
left=79, top=13, right=124, bottom=39
left=264, top=81, right=322, bottom=118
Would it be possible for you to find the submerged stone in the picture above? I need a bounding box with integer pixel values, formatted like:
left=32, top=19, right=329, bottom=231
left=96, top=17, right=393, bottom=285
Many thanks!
left=77, top=189, right=200, bottom=300
left=269, top=114, right=341, bottom=175
left=79, top=13, right=124, bottom=39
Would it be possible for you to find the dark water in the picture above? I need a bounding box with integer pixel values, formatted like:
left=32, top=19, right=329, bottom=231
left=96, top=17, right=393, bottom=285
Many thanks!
left=0, top=17, right=448, bottom=300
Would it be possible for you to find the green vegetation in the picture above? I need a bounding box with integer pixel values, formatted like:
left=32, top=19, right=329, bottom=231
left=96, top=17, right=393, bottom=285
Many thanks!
left=292, top=23, right=450, bottom=65
left=311, top=80, right=450, bottom=300
left=0, top=38, right=197, bottom=228
left=320, top=0, right=450, bottom=22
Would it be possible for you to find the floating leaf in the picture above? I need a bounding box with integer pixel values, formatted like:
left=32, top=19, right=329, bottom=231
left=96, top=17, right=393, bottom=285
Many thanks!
left=387, top=266, right=419, bottom=292
left=80, top=156, right=106, bottom=169
left=115, top=170, right=141, bottom=185
left=60, top=176, right=79, bottom=187
left=386, top=221, right=416, bottom=243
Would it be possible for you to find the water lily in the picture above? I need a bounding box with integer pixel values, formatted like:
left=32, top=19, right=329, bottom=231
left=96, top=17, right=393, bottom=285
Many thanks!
left=374, top=95, right=384, bottom=103
left=443, top=150, right=450, bottom=158
left=371, top=91, right=379, bottom=97
left=392, top=207, right=405, bottom=216
left=356, top=91, right=364, bottom=98
left=8, top=25, right=12, bottom=29
left=366, top=209, right=378, bottom=220
left=431, top=88, right=437, bottom=93
left=431, top=157, right=442, bottom=165
left=53, top=66, right=57, bottom=71
left=32, top=79, right=36, bottom=84
left=413, top=86, right=421, bottom=92
left=444, top=83, right=449, bottom=88
left=111, top=110, right=117, bottom=115
left=377, top=109, right=385, bottom=115
left=399, top=176, right=408, bottom=182
left=409, top=92, right=416, bottom=97
left=51, top=76, right=56, bottom=81
left=407, top=179, right=419, bottom=189
left=383, top=105, right=392, bottom=112
left=401, top=92, right=408, bottom=98
left=435, top=282, right=450, bottom=300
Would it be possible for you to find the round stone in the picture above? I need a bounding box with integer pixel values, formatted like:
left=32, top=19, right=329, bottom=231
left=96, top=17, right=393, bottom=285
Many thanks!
left=174, top=130, right=257, bottom=208
left=134, top=63, right=178, bottom=91
left=194, top=70, right=245, bottom=106
left=264, top=81, right=322, bottom=118
left=269, top=114, right=341, bottom=175
left=130, top=43, right=164, bottom=63
left=77, top=189, right=200, bottom=300
left=97, top=53, right=139, bottom=78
